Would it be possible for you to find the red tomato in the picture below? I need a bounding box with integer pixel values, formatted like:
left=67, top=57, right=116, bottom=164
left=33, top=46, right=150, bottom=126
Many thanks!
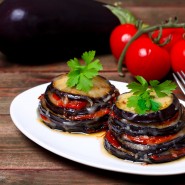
left=71, top=108, right=110, bottom=120
left=152, top=28, right=184, bottom=51
left=52, top=93, right=87, bottom=110
left=105, top=130, right=121, bottom=148
left=110, top=24, right=138, bottom=61
left=125, top=37, right=171, bottom=81
left=170, top=40, right=185, bottom=72
left=124, top=133, right=175, bottom=145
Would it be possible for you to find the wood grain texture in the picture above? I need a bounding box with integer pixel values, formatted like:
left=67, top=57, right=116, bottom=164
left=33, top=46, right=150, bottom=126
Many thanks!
left=99, top=0, right=185, bottom=24
left=99, top=0, right=185, bottom=6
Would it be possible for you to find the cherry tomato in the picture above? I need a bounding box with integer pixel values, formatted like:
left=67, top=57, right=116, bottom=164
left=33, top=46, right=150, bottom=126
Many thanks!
left=110, top=24, right=138, bottom=61
left=125, top=37, right=171, bottom=81
left=170, top=39, right=185, bottom=72
left=152, top=28, right=184, bottom=51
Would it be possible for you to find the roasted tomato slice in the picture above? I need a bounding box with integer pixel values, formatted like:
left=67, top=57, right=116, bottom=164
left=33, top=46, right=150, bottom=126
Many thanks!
left=123, top=133, right=175, bottom=145
left=71, top=108, right=110, bottom=120
left=105, top=130, right=121, bottom=148
left=52, top=93, right=87, bottom=110
left=150, top=146, right=185, bottom=162
left=40, top=114, right=50, bottom=123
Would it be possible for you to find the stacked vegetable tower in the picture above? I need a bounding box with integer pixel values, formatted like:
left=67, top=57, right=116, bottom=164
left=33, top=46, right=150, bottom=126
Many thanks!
left=104, top=76, right=185, bottom=163
left=38, top=51, right=119, bottom=133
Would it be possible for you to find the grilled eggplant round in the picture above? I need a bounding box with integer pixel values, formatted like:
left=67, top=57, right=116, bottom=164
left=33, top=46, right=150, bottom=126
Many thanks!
left=38, top=74, right=119, bottom=133
left=104, top=92, right=185, bottom=163
left=113, top=92, right=181, bottom=123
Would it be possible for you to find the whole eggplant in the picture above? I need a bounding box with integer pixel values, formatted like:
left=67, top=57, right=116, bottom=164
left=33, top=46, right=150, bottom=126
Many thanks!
left=0, top=0, right=120, bottom=64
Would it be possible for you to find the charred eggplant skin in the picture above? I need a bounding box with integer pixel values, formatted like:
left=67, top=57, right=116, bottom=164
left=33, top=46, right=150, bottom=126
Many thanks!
left=109, top=105, right=185, bottom=136
left=149, top=143, right=185, bottom=163
left=104, top=91, right=185, bottom=163
left=109, top=116, right=185, bottom=137
left=0, top=0, right=119, bottom=63
left=104, top=130, right=185, bottom=163
left=38, top=100, right=109, bottom=133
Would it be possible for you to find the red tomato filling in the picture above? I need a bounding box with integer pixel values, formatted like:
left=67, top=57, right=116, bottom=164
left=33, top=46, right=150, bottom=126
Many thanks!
left=150, top=147, right=185, bottom=161
left=105, top=130, right=121, bottom=148
left=52, top=93, right=87, bottom=110
left=123, top=133, right=175, bottom=145
left=40, top=114, right=50, bottom=123
left=70, top=108, right=110, bottom=120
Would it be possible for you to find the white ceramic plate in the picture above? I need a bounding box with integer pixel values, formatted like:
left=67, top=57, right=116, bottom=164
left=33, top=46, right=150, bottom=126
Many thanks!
left=10, top=80, right=185, bottom=176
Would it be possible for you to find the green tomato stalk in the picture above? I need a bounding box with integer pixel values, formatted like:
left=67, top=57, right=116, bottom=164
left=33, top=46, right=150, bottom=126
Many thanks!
left=105, top=4, right=138, bottom=25
left=117, top=18, right=185, bottom=76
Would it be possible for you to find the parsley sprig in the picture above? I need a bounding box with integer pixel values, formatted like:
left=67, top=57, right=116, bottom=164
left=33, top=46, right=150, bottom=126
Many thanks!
left=127, top=76, right=177, bottom=114
left=67, top=51, right=103, bottom=92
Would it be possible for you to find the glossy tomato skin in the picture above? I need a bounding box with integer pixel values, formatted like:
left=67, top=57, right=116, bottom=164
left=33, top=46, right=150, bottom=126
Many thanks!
left=110, top=24, right=138, bottom=60
left=152, top=28, right=184, bottom=51
left=125, top=37, right=171, bottom=81
left=170, top=40, right=185, bottom=72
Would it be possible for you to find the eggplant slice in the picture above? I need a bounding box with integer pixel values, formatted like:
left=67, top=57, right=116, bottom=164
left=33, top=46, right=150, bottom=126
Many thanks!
left=114, top=93, right=181, bottom=123
left=38, top=74, right=119, bottom=133
left=104, top=92, right=185, bottom=163
left=104, top=131, right=185, bottom=163
left=109, top=104, right=185, bottom=136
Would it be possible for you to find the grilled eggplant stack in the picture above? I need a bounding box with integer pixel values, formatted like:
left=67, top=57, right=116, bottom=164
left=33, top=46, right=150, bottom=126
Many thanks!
left=104, top=78, right=185, bottom=163
left=38, top=74, right=119, bottom=134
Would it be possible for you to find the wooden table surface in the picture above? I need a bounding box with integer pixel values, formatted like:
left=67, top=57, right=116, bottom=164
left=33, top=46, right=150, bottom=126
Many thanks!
left=1, top=0, right=185, bottom=184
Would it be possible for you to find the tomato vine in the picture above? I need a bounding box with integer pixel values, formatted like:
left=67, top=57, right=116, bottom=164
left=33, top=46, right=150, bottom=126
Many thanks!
left=117, top=18, right=185, bottom=76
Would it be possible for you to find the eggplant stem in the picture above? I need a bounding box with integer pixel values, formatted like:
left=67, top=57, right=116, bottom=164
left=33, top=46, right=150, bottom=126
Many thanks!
left=118, top=20, right=185, bottom=77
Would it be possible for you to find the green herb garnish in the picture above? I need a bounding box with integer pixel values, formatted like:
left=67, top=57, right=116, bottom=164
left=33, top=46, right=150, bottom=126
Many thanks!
left=67, top=50, right=103, bottom=92
left=127, top=76, right=177, bottom=114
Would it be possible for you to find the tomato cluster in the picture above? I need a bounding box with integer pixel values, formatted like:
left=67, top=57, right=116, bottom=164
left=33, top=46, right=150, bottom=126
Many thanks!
left=110, top=23, right=185, bottom=81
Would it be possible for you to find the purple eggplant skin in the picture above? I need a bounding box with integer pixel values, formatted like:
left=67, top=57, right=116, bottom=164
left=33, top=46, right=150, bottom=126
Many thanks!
left=0, top=0, right=120, bottom=64
left=104, top=136, right=185, bottom=163
left=104, top=137, right=141, bottom=162
left=104, top=131, right=185, bottom=163
left=108, top=115, right=185, bottom=137
left=149, top=143, right=185, bottom=163
left=38, top=100, right=109, bottom=133
left=108, top=105, right=185, bottom=136
left=116, top=133, right=185, bottom=155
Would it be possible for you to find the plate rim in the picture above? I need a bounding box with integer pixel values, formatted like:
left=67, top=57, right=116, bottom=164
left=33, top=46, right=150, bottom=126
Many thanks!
left=10, top=80, right=185, bottom=176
